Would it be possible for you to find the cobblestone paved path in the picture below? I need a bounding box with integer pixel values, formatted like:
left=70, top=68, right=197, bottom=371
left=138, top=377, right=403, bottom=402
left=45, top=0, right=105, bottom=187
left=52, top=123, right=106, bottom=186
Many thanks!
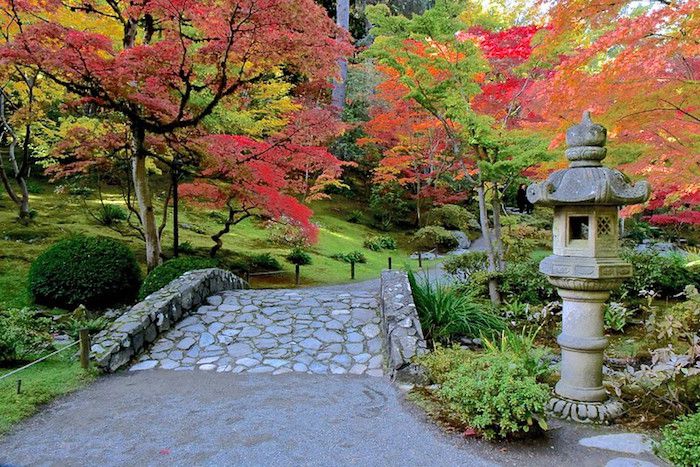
left=130, top=288, right=385, bottom=376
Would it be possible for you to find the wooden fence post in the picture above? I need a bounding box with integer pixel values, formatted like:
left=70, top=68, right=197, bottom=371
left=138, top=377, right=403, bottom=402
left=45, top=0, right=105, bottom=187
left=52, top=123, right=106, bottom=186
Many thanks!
left=79, top=329, right=90, bottom=370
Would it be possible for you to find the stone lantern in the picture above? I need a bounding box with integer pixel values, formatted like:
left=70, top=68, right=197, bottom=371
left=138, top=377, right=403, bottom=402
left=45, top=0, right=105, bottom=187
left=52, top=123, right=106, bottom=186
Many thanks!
left=527, top=111, right=650, bottom=423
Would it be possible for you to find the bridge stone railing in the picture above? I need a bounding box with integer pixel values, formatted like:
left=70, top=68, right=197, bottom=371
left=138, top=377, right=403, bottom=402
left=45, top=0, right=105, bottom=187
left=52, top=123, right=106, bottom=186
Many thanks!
left=379, top=270, right=427, bottom=382
left=91, top=268, right=247, bottom=372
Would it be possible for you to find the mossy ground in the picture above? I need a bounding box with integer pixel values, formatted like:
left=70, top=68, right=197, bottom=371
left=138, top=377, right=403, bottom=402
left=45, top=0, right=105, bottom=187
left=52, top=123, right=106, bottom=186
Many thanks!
left=0, top=350, right=97, bottom=434
left=0, top=181, right=432, bottom=309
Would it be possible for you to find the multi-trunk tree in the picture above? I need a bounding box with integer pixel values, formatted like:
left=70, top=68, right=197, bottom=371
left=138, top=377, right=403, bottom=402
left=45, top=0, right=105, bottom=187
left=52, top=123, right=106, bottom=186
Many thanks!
left=366, top=1, right=551, bottom=304
left=0, top=0, right=349, bottom=270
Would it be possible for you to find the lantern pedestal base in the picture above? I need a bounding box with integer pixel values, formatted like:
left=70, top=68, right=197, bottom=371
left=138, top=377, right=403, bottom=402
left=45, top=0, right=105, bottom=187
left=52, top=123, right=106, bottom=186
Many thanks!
left=547, top=395, right=624, bottom=424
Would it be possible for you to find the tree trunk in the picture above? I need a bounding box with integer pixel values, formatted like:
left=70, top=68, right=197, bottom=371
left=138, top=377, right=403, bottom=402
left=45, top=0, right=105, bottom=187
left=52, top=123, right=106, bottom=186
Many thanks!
left=130, top=125, right=161, bottom=271
left=0, top=92, right=31, bottom=224
left=491, top=182, right=505, bottom=269
left=172, top=160, right=180, bottom=257
left=210, top=206, right=249, bottom=258
left=477, top=182, right=501, bottom=305
left=331, top=0, right=350, bottom=110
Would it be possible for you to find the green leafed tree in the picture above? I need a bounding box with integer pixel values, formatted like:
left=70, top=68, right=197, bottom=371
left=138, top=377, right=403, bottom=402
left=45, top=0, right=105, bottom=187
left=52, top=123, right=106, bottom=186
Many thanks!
left=366, top=0, right=552, bottom=304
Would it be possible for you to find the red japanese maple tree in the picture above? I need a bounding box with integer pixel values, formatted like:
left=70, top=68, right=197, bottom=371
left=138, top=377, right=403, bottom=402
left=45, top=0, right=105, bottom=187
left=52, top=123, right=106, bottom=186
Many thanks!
left=0, top=0, right=349, bottom=269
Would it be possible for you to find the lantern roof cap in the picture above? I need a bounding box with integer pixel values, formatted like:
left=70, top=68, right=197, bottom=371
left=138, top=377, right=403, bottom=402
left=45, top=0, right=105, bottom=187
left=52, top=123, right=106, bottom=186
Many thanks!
left=527, top=112, right=650, bottom=207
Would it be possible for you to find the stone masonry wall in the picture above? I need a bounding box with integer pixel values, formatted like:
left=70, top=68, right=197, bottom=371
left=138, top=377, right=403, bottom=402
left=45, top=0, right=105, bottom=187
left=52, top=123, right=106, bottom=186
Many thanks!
left=91, top=268, right=246, bottom=372
left=379, top=270, right=427, bottom=382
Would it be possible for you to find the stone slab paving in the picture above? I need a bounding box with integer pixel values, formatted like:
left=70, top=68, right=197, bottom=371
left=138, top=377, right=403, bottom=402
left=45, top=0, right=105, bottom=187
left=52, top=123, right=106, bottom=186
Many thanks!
left=130, top=289, right=385, bottom=376
left=579, top=433, right=655, bottom=455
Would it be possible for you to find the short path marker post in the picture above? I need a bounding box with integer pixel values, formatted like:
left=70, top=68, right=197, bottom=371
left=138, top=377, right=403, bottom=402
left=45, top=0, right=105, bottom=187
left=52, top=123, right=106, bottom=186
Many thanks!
left=418, top=252, right=422, bottom=268
left=16, top=379, right=21, bottom=395
left=295, top=265, right=301, bottom=286
left=79, top=329, right=90, bottom=370
left=350, top=260, right=355, bottom=280
left=388, top=257, right=392, bottom=270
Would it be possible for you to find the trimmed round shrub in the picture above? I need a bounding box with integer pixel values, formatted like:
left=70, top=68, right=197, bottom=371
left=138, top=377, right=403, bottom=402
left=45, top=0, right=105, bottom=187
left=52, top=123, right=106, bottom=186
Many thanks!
left=363, top=235, right=397, bottom=252
left=330, top=250, right=367, bottom=264
left=139, top=257, right=218, bottom=300
left=500, top=258, right=557, bottom=304
left=285, top=248, right=312, bottom=266
left=426, top=204, right=480, bottom=232
left=248, top=253, right=281, bottom=271
left=658, top=412, right=700, bottom=466
left=29, top=236, right=142, bottom=310
left=412, top=226, right=459, bottom=253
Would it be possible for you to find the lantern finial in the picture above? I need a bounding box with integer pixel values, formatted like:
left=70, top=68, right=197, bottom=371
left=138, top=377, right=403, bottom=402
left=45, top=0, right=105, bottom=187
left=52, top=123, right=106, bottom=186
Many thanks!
left=565, top=111, right=607, bottom=167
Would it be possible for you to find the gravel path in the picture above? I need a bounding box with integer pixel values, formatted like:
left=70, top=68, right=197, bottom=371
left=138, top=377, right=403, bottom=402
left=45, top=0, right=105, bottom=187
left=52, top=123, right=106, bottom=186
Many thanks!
left=0, top=371, right=663, bottom=467
left=0, top=371, right=495, bottom=467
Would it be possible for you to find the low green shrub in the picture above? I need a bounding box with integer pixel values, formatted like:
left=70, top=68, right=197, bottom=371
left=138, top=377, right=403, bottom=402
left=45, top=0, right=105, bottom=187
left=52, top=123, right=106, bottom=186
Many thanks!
left=412, top=226, right=458, bottom=253
left=139, top=257, right=217, bottom=300
left=178, top=241, right=195, bottom=254
left=500, top=258, right=557, bottom=304
left=657, top=412, right=700, bottom=466
left=415, top=344, right=471, bottom=384
left=94, top=204, right=128, bottom=226
left=285, top=248, right=312, bottom=266
left=604, top=302, right=635, bottom=332
left=443, top=251, right=488, bottom=281
left=439, top=351, right=550, bottom=440
left=482, top=328, right=553, bottom=383
left=347, top=210, right=363, bottom=224
left=248, top=253, right=281, bottom=271
left=330, top=250, right=367, bottom=264
left=0, top=308, right=53, bottom=363
left=408, top=270, right=504, bottom=343
left=620, top=250, right=700, bottom=299
left=426, top=204, right=480, bottom=232
left=60, top=316, right=110, bottom=340
left=363, top=235, right=397, bottom=252
left=29, top=235, right=143, bottom=310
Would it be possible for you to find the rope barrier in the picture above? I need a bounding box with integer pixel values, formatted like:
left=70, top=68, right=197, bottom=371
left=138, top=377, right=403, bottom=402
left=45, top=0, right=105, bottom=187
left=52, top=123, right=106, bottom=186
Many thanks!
left=0, top=341, right=79, bottom=385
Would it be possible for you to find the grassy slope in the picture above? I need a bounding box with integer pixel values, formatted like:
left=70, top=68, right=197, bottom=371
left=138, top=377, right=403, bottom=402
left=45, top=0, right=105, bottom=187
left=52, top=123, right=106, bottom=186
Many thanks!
left=0, top=351, right=97, bottom=434
left=0, top=182, right=426, bottom=307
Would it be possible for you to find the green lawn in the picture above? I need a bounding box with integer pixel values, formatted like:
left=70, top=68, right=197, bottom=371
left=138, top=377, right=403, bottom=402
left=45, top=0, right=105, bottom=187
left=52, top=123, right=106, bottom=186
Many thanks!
left=0, top=181, right=428, bottom=307
left=0, top=351, right=97, bottom=434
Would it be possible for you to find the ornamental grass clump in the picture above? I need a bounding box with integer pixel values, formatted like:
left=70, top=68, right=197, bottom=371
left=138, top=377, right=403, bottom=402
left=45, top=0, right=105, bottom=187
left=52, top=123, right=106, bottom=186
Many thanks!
left=408, top=270, right=504, bottom=344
